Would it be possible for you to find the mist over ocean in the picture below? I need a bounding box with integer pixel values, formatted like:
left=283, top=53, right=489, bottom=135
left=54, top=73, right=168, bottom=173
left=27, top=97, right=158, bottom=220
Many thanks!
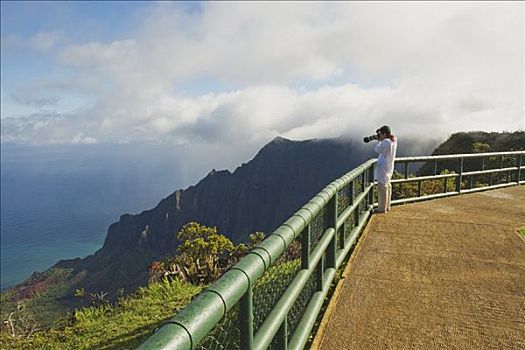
left=0, top=143, right=225, bottom=289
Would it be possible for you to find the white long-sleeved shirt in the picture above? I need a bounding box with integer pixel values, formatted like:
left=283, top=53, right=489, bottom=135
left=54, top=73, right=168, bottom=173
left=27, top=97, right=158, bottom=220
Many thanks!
left=374, top=137, right=398, bottom=184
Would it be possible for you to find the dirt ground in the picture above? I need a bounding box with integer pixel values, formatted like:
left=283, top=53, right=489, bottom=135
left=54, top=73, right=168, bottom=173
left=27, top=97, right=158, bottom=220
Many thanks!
left=314, top=186, right=525, bottom=350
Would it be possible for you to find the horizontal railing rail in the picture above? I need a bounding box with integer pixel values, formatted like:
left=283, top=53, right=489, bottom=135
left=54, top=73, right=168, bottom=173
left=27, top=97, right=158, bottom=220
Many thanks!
left=391, top=151, right=524, bottom=205
left=138, top=150, right=524, bottom=350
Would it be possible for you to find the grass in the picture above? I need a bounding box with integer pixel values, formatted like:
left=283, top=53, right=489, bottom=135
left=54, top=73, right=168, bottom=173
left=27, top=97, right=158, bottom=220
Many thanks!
left=1, top=259, right=303, bottom=350
left=519, top=227, right=525, bottom=237
left=0, top=278, right=203, bottom=350
left=1, top=267, right=76, bottom=329
left=1, top=237, right=357, bottom=349
left=1, top=246, right=362, bottom=350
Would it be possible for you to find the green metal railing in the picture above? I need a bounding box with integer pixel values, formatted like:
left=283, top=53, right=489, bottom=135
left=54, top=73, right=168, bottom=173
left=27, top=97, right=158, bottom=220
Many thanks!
left=138, top=150, right=524, bottom=350
left=391, top=151, right=524, bottom=205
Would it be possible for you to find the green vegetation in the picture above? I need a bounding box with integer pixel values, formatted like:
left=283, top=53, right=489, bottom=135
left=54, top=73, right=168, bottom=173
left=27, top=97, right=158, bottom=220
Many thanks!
left=392, top=169, right=457, bottom=200
left=0, top=220, right=304, bottom=349
left=1, top=222, right=265, bottom=349
left=430, top=131, right=525, bottom=155
left=394, top=136, right=524, bottom=200
left=519, top=227, right=525, bottom=237
left=1, top=267, right=77, bottom=330
left=148, top=222, right=236, bottom=285
left=149, top=222, right=265, bottom=285
left=1, top=278, right=203, bottom=349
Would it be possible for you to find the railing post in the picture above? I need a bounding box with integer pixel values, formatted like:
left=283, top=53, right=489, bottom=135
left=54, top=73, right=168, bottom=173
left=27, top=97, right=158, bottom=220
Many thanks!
left=240, top=286, right=254, bottom=350
left=276, top=317, right=288, bottom=350
left=518, top=154, right=522, bottom=183
left=354, top=202, right=359, bottom=228
left=301, top=225, right=311, bottom=270
left=417, top=180, right=422, bottom=197
left=364, top=169, right=369, bottom=207
left=368, top=164, right=375, bottom=206
left=316, top=254, right=324, bottom=292
left=456, top=158, right=463, bottom=193
left=327, top=194, right=337, bottom=269
left=443, top=177, right=448, bottom=193
left=349, top=180, right=354, bottom=206
left=339, top=223, right=345, bottom=249
left=404, top=161, right=409, bottom=179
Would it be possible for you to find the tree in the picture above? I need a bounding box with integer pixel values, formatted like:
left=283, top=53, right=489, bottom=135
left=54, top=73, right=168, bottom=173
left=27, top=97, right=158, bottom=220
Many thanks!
left=147, top=224, right=272, bottom=285
left=149, top=222, right=236, bottom=285
left=472, top=142, right=491, bottom=154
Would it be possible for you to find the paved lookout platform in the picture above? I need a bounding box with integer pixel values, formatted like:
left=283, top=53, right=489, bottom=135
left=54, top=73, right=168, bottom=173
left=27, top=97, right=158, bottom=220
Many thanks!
left=314, top=186, right=525, bottom=350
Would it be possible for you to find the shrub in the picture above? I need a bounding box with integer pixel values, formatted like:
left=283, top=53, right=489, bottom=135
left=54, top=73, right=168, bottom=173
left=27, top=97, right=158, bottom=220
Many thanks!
left=149, top=222, right=236, bottom=284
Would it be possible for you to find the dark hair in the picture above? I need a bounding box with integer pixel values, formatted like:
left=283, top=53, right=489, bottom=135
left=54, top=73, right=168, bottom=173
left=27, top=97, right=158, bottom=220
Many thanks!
left=378, top=125, right=391, bottom=136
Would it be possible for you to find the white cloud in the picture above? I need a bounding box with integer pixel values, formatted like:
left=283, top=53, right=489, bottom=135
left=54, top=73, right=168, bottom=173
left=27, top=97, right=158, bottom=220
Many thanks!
left=1, top=2, right=524, bottom=150
left=3, top=81, right=521, bottom=146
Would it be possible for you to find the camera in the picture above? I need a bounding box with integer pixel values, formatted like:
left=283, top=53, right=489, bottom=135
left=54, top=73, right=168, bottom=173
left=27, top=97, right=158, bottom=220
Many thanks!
left=363, top=134, right=379, bottom=143
left=363, top=129, right=380, bottom=143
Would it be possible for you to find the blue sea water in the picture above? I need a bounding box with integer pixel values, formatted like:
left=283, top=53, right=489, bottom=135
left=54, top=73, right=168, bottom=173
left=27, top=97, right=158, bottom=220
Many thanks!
left=0, top=143, right=214, bottom=290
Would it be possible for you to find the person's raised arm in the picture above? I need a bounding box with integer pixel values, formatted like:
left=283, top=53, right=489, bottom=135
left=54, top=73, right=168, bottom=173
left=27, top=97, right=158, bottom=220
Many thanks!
left=374, top=139, right=387, bottom=154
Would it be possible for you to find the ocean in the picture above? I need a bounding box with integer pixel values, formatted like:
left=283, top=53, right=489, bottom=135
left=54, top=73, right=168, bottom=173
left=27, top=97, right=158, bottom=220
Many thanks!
left=0, top=143, right=211, bottom=290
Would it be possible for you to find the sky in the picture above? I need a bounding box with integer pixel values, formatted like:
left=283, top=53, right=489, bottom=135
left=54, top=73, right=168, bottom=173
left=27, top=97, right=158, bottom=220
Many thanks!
left=1, top=1, right=524, bottom=154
